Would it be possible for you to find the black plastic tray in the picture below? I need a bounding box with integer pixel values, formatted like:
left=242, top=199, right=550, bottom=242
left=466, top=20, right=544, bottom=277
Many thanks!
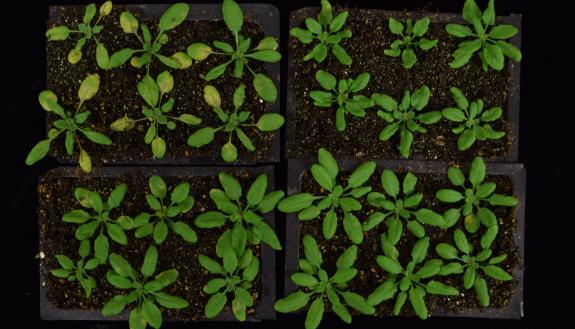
left=285, top=8, right=521, bottom=163
left=47, top=3, right=281, bottom=166
left=284, top=159, right=525, bottom=319
left=39, top=166, right=277, bottom=322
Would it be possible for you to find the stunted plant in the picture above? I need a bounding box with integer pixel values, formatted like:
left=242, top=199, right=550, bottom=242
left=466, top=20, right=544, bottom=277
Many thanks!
left=384, top=17, right=438, bottom=69
left=289, top=0, right=352, bottom=65
left=195, top=172, right=283, bottom=252
left=198, top=247, right=259, bottom=321
left=278, top=148, right=376, bottom=244
left=275, top=236, right=374, bottom=329
left=436, top=228, right=512, bottom=307
left=50, top=240, right=99, bottom=298
left=110, top=71, right=201, bottom=159
left=310, top=70, right=373, bottom=131
left=436, top=156, right=518, bottom=233
left=61, top=183, right=130, bottom=264
left=106, top=3, right=192, bottom=72
left=362, top=170, right=445, bottom=240
left=367, top=236, right=458, bottom=319
left=446, top=0, right=522, bottom=71
left=187, top=0, right=280, bottom=102
left=25, top=73, right=111, bottom=173
left=102, top=246, right=189, bottom=329
left=46, top=1, right=113, bottom=66
left=442, top=87, right=505, bottom=151
left=186, top=84, right=284, bottom=163
left=372, top=85, right=441, bottom=158
left=132, top=176, right=197, bottom=245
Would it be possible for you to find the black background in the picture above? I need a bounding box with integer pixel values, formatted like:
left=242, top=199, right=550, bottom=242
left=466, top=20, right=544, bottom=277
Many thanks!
left=0, top=0, right=569, bottom=328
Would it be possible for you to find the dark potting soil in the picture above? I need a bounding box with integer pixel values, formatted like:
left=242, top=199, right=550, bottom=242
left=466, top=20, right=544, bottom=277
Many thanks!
left=39, top=170, right=262, bottom=320
left=298, top=169, right=519, bottom=317
left=46, top=6, right=275, bottom=164
left=288, top=8, right=516, bottom=161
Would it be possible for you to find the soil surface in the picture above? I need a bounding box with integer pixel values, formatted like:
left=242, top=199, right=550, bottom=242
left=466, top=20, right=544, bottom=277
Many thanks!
left=288, top=8, right=517, bottom=161
left=46, top=5, right=276, bottom=164
left=298, top=169, right=519, bottom=317
left=39, top=169, right=264, bottom=320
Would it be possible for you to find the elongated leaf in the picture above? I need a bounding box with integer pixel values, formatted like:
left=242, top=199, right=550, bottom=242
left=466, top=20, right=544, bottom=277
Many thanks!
left=347, top=161, right=376, bottom=188
left=274, top=291, right=310, bottom=313
left=159, top=3, right=189, bottom=31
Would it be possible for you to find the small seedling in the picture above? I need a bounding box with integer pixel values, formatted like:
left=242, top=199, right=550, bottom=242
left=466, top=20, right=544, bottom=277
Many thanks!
left=310, top=70, right=373, bottom=131
left=278, top=148, right=376, bottom=244
left=367, top=236, right=458, bottom=319
left=187, top=0, right=281, bottom=102
left=384, top=17, right=438, bottom=68
left=436, top=228, right=512, bottom=307
left=110, top=71, right=201, bottom=159
left=106, top=3, right=192, bottom=71
left=46, top=1, right=113, bottom=67
left=50, top=240, right=99, bottom=298
left=372, top=85, right=441, bottom=158
left=195, top=172, right=283, bottom=252
left=446, top=0, right=522, bottom=71
left=187, top=84, right=284, bottom=163
left=199, top=246, right=259, bottom=321
left=363, top=170, right=445, bottom=239
left=61, top=183, right=130, bottom=263
left=275, top=235, right=374, bottom=329
left=436, top=156, right=518, bottom=233
left=289, top=0, right=352, bottom=65
left=132, top=176, right=197, bottom=245
left=25, top=73, right=111, bottom=173
left=102, top=246, right=189, bottom=329
left=442, top=87, right=505, bottom=150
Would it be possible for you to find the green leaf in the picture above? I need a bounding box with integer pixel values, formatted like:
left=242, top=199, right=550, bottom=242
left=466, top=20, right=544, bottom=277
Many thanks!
left=463, top=0, right=482, bottom=24
left=372, top=93, right=397, bottom=112
left=474, top=276, right=490, bottom=306
left=205, top=293, right=227, bottom=318
left=253, top=73, right=277, bottom=102
left=205, top=61, right=230, bottom=81
left=217, top=172, right=241, bottom=201
left=343, top=213, right=363, bottom=244
left=78, top=73, right=100, bottom=103
left=298, top=205, right=320, bottom=221
left=410, top=85, right=430, bottom=111
left=402, top=48, right=417, bottom=69
left=393, top=291, right=407, bottom=315
left=426, top=280, right=459, bottom=296
left=246, top=50, right=281, bottom=62
left=303, top=235, right=322, bottom=267
left=409, top=287, right=428, bottom=319
left=141, top=245, right=158, bottom=277
left=436, top=243, right=459, bottom=260
left=198, top=254, right=223, bottom=274
left=318, top=148, right=338, bottom=179
left=107, top=223, right=127, bottom=245
left=489, top=254, right=507, bottom=265
left=442, top=107, right=466, bottom=122
left=38, top=90, right=59, bottom=112
left=171, top=222, right=197, bottom=243
left=274, top=291, right=310, bottom=313
left=388, top=17, right=404, bottom=35
left=51, top=268, right=70, bottom=278
left=323, top=209, right=337, bottom=239
left=142, top=299, right=162, bottom=329
left=477, top=207, right=497, bottom=227
left=257, top=191, right=284, bottom=213
left=439, top=262, right=464, bottom=275
left=291, top=273, right=318, bottom=287
left=446, top=23, right=473, bottom=37
left=415, top=209, right=445, bottom=226
left=159, top=3, right=189, bottom=31
left=153, top=221, right=169, bottom=244
left=204, top=278, right=226, bottom=294
left=342, top=291, right=375, bottom=315
left=330, top=268, right=357, bottom=284
left=411, top=236, right=430, bottom=263
left=169, top=183, right=189, bottom=204
left=310, top=164, right=334, bottom=191
left=156, top=292, right=189, bottom=309
left=102, top=295, right=127, bottom=316
left=148, top=176, right=167, bottom=199
left=496, top=40, right=522, bottom=62
left=349, top=73, right=370, bottom=92
left=489, top=25, right=518, bottom=39
left=347, top=161, right=376, bottom=188
left=469, top=156, right=486, bottom=186
left=376, top=255, right=403, bottom=274
left=305, top=18, right=322, bottom=34
left=25, top=139, right=51, bottom=165
left=448, top=167, right=466, bottom=186
left=436, top=189, right=463, bottom=203
left=315, top=70, right=336, bottom=90
left=305, top=298, right=324, bottom=329
left=413, top=17, right=430, bottom=37
left=156, top=71, right=174, bottom=95
left=483, top=265, right=512, bottom=281
left=109, top=253, right=133, bottom=277
left=367, top=279, right=397, bottom=306
left=484, top=44, right=504, bottom=70
left=46, top=26, right=71, bottom=40
left=138, top=75, right=159, bottom=107
left=380, top=169, right=400, bottom=198
left=290, top=27, right=314, bottom=43
left=120, top=11, right=138, bottom=34
left=96, top=43, right=110, bottom=69
left=94, top=234, right=109, bottom=263
left=62, top=209, right=90, bottom=223
left=483, top=0, right=495, bottom=25
left=332, top=44, right=352, bottom=65
left=488, top=194, right=518, bottom=206
left=128, top=308, right=146, bottom=329
left=336, top=245, right=357, bottom=269
left=278, top=193, right=315, bottom=213
left=398, top=129, right=414, bottom=158
left=222, top=0, right=243, bottom=35
left=80, top=129, right=112, bottom=145
left=55, top=255, right=74, bottom=270
left=187, top=127, right=216, bottom=148
left=256, top=113, right=285, bottom=132
left=454, top=229, right=470, bottom=254
left=195, top=211, right=227, bottom=228
left=187, top=43, right=213, bottom=61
